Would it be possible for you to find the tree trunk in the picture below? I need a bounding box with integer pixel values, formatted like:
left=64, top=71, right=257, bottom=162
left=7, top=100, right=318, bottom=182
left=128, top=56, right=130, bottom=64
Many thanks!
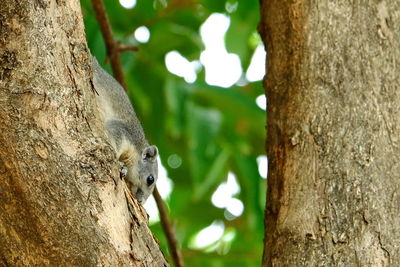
left=260, top=1, right=400, bottom=266
left=0, top=1, right=168, bottom=266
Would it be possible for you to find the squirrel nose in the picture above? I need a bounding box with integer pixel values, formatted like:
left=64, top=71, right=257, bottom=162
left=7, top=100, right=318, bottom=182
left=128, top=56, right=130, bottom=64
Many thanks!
left=146, top=175, right=155, bottom=186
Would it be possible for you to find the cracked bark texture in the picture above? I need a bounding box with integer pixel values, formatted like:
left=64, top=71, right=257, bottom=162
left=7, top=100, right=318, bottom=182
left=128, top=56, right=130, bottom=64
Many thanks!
left=0, top=1, right=168, bottom=266
left=260, top=1, right=400, bottom=266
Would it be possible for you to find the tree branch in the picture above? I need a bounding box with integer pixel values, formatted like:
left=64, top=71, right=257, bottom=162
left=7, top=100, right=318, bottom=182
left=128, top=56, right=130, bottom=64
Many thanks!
left=118, top=44, right=139, bottom=52
left=0, top=1, right=168, bottom=265
left=90, top=0, right=126, bottom=89
left=153, top=187, right=185, bottom=267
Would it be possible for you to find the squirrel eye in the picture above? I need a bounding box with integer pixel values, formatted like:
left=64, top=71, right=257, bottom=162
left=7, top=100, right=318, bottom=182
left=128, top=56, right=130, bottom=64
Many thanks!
left=146, top=175, right=155, bottom=186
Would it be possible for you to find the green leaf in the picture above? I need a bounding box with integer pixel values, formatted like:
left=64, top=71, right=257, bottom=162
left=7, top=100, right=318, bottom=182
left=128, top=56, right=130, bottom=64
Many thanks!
left=186, top=103, right=222, bottom=186
left=191, top=83, right=264, bottom=123
left=194, top=149, right=230, bottom=200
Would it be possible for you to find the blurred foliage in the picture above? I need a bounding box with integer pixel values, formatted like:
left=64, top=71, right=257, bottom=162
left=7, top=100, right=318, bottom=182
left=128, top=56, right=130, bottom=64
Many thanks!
left=81, top=0, right=265, bottom=266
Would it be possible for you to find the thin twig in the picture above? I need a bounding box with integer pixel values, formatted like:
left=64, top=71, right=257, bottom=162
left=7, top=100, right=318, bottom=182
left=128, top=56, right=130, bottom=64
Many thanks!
left=118, top=44, right=139, bottom=52
left=143, top=0, right=195, bottom=27
left=153, top=187, right=185, bottom=267
left=90, top=0, right=126, bottom=90
left=90, top=2, right=185, bottom=267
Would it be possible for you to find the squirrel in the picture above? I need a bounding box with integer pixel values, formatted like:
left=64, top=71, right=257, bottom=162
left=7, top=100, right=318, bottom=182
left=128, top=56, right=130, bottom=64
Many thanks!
left=92, top=57, right=158, bottom=203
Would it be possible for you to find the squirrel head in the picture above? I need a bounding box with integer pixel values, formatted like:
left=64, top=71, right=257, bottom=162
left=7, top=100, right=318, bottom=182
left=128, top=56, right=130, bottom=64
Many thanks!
left=133, top=145, right=158, bottom=203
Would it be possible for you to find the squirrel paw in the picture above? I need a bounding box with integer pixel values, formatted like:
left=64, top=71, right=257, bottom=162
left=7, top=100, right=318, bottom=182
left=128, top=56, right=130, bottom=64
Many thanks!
left=119, top=163, right=128, bottom=179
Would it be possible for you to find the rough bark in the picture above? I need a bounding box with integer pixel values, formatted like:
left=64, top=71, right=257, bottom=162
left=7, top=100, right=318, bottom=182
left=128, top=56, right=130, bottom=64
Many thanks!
left=260, top=1, right=400, bottom=266
left=0, top=1, right=168, bottom=266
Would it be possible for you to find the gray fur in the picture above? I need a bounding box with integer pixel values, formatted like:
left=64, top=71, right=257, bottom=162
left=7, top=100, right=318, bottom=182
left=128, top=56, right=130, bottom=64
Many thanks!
left=92, top=57, right=158, bottom=203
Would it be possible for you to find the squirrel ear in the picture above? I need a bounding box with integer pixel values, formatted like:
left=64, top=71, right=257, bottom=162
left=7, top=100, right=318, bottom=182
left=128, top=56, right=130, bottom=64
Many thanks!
left=143, top=146, right=158, bottom=161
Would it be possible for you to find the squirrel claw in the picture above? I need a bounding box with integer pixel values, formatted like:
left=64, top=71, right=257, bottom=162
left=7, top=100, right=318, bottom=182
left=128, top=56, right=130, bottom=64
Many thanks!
left=120, top=166, right=128, bottom=179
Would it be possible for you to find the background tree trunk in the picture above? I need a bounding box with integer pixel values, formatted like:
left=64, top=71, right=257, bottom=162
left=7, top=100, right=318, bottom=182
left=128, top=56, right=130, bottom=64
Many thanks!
left=260, top=1, right=400, bottom=266
left=0, top=1, right=168, bottom=266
